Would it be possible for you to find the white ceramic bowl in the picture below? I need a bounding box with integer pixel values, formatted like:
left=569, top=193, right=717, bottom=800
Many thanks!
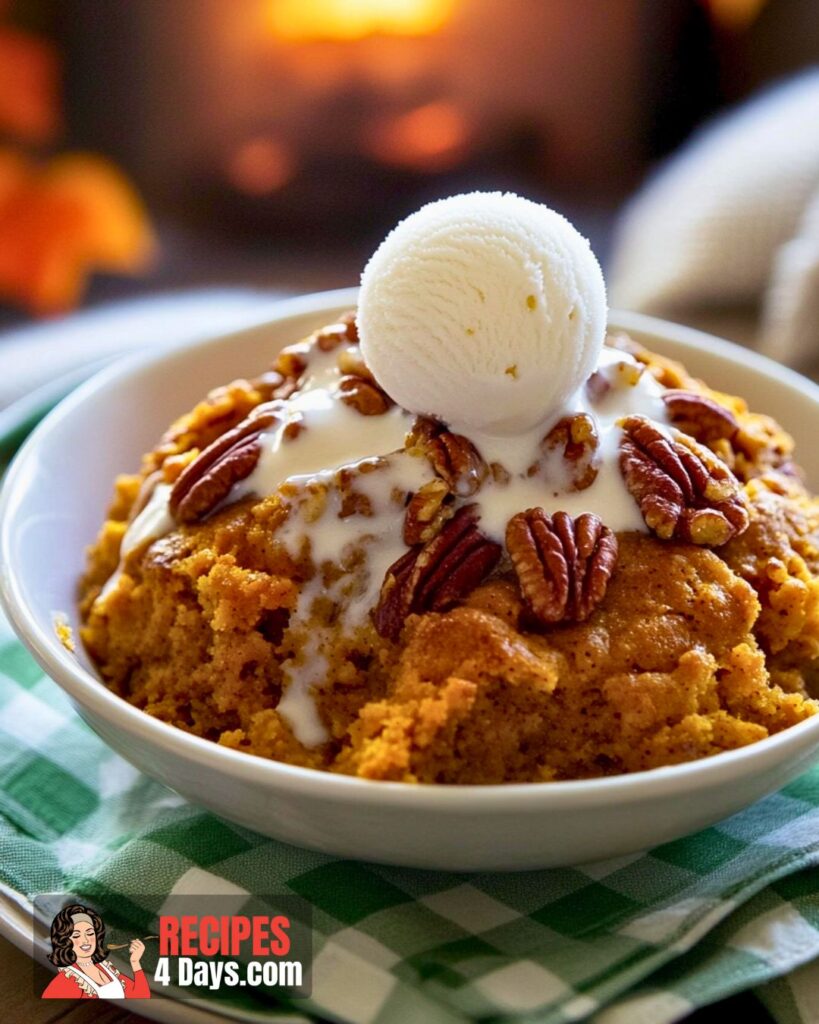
left=3, top=288, right=819, bottom=872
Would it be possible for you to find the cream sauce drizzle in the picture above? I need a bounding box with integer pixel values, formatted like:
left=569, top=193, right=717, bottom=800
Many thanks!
left=96, top=343, right=668, bottom=747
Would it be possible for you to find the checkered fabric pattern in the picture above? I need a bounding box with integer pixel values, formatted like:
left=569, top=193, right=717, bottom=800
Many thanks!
left=2, top=616, right=819, bottom=1024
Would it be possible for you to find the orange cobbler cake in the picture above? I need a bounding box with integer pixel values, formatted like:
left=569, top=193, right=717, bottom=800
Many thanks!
left=79, top=193, right=819, bottom=783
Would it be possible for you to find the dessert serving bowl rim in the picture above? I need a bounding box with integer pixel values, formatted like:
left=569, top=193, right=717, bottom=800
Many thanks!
left=3, top=287, right=819, bottom=814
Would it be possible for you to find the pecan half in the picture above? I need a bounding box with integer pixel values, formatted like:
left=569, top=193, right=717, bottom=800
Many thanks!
left=315, top=312, right=358, bottom=351
left=506, top=509, right=618, bottom=626
left=249, top=369, right=301, bottom=403
left=531, top=413, right=599, bottom=490
left=169, top=402, right=281, bottom=523
left=337, top=345, right=375, bottom=382
left=662, top=390, right=739, bottom=444
left=403, top=478, right=453, bottom=545
left=373, top=505, right=502, bottom=640
left=619, top=415, right=749, bottom=546
left=273, top=345, right=309, bottom=382
left=408, top=417, right=488, bottom=497
left=338, top=374, right=392, bottom=415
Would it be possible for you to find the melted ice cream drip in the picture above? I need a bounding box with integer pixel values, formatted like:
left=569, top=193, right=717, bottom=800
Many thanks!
left=267, top=348, right=667, bottom=746
left=96, top=483, right=174, bottom=603
left=97, top=336, right=669, bottom=749
left=237, top=391, right=413, bottom=504
left=467, top=347, right=669, bottom=540
left=274, top=451, right=434, bottom=745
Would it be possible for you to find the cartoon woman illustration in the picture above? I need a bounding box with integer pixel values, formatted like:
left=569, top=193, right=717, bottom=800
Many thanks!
left=41, top=903, right=150, bottom=999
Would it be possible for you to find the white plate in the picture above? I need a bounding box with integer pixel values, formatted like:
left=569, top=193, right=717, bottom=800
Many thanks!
left=3, top=288, right=819, bottom=871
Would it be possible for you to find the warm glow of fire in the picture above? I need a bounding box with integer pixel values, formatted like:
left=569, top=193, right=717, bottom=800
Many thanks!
left=227, top=137, right=296, bottom=195
left=365, top=101, right=471, bottom=172
left=700, top=0, right=768, bottom=29
left=267, top=0, right=455, bottom=41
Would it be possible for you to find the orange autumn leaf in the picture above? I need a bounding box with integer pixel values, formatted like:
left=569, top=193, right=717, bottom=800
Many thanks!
left=0, top=150, right=156, bottom=316
left=0, top=24, right=60, bottom=143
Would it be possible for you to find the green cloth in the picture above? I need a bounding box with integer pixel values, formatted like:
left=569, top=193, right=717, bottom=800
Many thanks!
left=3, top=619, right=819, bottom=1023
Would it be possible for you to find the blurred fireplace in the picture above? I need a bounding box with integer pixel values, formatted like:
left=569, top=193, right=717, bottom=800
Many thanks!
left=63, top=0, right=645, bottom=239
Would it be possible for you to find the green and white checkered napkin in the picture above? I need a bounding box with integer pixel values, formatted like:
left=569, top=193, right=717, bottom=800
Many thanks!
left=2, top=614, right=819, bottom=1024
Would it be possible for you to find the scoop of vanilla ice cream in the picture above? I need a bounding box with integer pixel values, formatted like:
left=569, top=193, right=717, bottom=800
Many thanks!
left=358, top=192, right=607, bottom=435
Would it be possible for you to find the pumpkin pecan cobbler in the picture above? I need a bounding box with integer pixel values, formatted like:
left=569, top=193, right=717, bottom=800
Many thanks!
left=80, top=194, right=819, bottom=783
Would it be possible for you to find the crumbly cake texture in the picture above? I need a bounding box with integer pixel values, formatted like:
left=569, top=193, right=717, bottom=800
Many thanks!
left=79, top=330, right=819, bottom=784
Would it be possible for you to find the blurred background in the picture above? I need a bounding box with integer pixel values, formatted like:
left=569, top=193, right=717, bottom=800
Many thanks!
left=1, top=5, right=818, bottom=1019
left=0, top=0, right=818, bottom=357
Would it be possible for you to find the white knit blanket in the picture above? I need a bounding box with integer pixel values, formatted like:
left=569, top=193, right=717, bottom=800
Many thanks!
left=609, top=71, right=819, bottom=368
